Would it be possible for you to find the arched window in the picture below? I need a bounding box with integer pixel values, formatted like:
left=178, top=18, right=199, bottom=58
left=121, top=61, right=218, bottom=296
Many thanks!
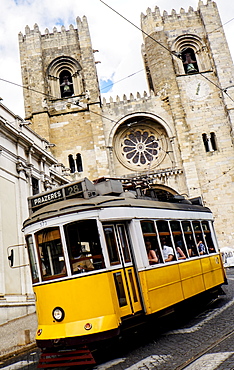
left=32, top=177, right=39, bottom=195
left=182, top=48, right=198, bottom=74
left=172, top=34, right=211, bottom=75
left=210, top=132, right=217, bottom=151
left=76, top=153, right=83, bottom=172
left=47, top=56, right=83, bottom=99
left=68, top=154, right=75, bottom=173
left=202, top=133, right=209, bottom=152
left=60, top=70, right=74, bottom=98
left=202, top=133, right=218, bottom=152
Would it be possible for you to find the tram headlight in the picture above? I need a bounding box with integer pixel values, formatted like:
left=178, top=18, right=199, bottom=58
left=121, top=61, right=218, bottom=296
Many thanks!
left=52, top=307, right=65, bottom=322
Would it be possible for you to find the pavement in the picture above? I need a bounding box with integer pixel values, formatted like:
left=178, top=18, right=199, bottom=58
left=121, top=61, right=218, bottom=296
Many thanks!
left=0, top=312, right=38, bottom=362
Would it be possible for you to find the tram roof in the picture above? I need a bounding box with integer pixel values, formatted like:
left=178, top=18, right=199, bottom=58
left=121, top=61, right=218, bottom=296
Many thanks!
left=23, top=194, right=212, bottom=228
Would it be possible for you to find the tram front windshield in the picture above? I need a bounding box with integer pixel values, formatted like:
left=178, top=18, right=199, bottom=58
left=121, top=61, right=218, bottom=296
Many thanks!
left=28, top=219, right=105, bottom=282
left=64, top=219, right=105, bottom=274
left=35, top=227, right=66, bottom=281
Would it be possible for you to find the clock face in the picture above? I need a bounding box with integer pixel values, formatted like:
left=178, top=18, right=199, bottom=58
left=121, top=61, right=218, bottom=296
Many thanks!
left=186, top=79, right=210, bottom=101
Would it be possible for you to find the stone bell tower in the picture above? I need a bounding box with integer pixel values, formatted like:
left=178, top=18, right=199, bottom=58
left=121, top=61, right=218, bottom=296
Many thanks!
left=18, top=1, right=234, bottom=247
left=140, top=0, right=234, bottom=245
left=18, top=17, right=109, bottom=180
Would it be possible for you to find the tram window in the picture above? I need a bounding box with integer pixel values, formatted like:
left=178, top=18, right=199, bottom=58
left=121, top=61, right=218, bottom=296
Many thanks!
left=169, top=221, right=188, bottom=259
left=113, top=272, right=127, bottom=307
left=140, top=221, right=163, bottom=264
left=192, top=221, right=207, bottom=255
left=117, top=224, right=131, bottom=263
left=156, top=220, right=175, bottom=262
left=201, top=221, right=216, bottom=253
left=25, top=235, right=39, bottom=283
left=182, top=221, right=198, bottom=257
left=64, top=220, right=105, bottom=274
left=141, top=221, right=156, bottom=234
left=103, top=225, right=120, bottom=265
left=35, top=227, right=66, bottom=281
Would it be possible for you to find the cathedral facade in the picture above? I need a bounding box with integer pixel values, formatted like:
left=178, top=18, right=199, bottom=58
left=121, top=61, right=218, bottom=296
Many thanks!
left=18, top=0, right=234, bottom=248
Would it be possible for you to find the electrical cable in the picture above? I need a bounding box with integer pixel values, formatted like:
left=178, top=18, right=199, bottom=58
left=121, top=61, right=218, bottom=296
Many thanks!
left=0, top=77, right=54, bottom=99
left=191, top=165, right=234, bottom=190
left=99, top=0, right=234, bottom=104
left=207, top=16, right=234, bottom=35
left=99, top=0, right=175, bottom=55
left=101, top=13, right=234, bottom=94
left=1, top=3, right=234, bottom=128
left=100, top=69, right=144, bottom=92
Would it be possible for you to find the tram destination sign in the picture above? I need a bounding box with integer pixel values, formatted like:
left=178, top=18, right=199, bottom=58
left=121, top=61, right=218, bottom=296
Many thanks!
left=28, top=178, right=96, bottom=214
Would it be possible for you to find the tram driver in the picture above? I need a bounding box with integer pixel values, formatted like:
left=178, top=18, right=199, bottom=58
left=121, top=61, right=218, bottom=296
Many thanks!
left=71, top=245, right=94, bottom=273
left=62, top=244, right=94, bottom=274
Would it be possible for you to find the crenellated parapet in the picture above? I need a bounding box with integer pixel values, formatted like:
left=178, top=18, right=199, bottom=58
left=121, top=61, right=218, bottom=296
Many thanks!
left=18, top=22, right=78, bottom=48
left=140, top=1, right=217, bottom=38
left=102, top=91, right=153, bottom=107
left=19, top=16, right=100, bottom=121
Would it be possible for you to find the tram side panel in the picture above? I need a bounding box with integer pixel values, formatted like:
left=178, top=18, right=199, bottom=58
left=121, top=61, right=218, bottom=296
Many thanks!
left=200, top=254, right=226, bottom=290
left=131, top=217, right=226, bottom=316
left=138, top=265, right=184, bottom=314
left=35, top=272, right=122, bottom=343
left=138, top=254, right=225, bottom=316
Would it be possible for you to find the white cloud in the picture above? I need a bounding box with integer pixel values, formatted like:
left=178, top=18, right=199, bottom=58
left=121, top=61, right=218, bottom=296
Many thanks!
left=0, top=0, right=233, bottom=117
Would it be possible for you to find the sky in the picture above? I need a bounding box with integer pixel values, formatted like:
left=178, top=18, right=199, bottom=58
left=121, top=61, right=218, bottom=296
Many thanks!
left=0, top=0, right=234, bottom=118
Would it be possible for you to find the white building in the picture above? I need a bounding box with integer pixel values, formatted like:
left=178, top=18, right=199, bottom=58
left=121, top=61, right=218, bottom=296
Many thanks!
left=0, top=101, right=68, bottom=324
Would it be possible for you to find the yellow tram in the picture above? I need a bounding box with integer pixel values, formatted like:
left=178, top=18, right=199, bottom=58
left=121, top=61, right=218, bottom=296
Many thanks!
left=22, top=178, right=226, bottom=362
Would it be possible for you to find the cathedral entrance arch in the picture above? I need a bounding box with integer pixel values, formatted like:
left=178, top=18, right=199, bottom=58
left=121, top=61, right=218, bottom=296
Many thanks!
left=143, top=184, right=179, bottom=201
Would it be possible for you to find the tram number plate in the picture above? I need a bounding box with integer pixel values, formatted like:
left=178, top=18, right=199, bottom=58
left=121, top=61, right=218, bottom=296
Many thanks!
left=65, top=183, right=83, bottom=198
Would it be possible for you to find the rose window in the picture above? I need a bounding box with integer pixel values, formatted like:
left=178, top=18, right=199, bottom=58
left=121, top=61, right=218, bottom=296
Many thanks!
left=122, top=130, right=159, bottom=166
left=114, top=122, right=168, bottom=171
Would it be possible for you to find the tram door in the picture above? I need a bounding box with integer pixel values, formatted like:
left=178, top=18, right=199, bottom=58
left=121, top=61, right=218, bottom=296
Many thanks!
left=103, top=223, right=142, bottom=317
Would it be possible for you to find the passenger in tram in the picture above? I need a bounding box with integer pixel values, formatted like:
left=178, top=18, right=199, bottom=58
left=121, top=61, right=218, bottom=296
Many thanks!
left=187, top=242, right=198, bottom=257
left=145, top=240, right=158, bottom=265
left=161, top=238, right=174, bottom=262
left=208, top=244, right=215, bottom=253
left=197, top=239, right=206, bottom=255
left=175, top=240, right=186, bottom=260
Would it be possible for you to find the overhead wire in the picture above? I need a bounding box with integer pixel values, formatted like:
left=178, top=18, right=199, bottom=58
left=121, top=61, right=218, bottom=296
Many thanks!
left=1, top=3, right=234, bottom=106
left=100, top=12, right=234, bottom=94
left=98, top=0, right=234, bottom=184
left=0, top=76, right=124, bottom=125
left=100, top=69, right=144, bottom=92
left=99, top=0, right=234, bottom=104
left=191, top=165, right=234, bottom=191
left=0, top=77, right=55, bottom=99
left=99, top=0, right=175, bottom=55
left=207, top=16, right=234, bottom=35
left=0, top=3, right=232, bottom=185
left=0, top=3, right=234, bottom=130
left=0, top=74, right=173, bottom=168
